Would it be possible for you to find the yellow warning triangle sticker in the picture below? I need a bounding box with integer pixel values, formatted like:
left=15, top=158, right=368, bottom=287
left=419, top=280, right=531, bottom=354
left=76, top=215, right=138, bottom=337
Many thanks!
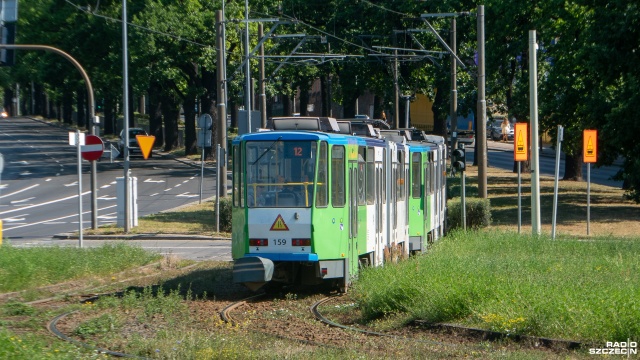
left=270, top=214, right=289, bottom=231
left=136, top=135, right=156, bottom=159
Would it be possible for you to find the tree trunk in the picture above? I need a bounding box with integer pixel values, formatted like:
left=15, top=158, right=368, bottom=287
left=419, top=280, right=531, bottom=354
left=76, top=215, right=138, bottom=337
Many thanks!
left=320, top=75, right=328, bottom=117
left=184, top=95, right=198, bottom=155
left=103, top=95, right=116, bottom=136
left=77, top=88, right=86, bottom=128
left=63, top=89, right=73, bottom=125
left=128, top=84, right=135, bottom=128
left=282, top=95, right=291, bottom=116
left=563, top=153, right=583, bottom=181
left=299, top=86, right=310, bottom=116
left=431, top=79, right=448, bottom=138
left=147, top=82, right=163, bottom=145
left=161, top=92, right=181, bottom=152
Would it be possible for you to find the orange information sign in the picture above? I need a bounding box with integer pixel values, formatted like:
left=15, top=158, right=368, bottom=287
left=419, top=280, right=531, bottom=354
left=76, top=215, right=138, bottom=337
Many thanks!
left=583, top=130, right=597, bottom=163
left=136, top=135, right=156, bottom=160
left=514, top=123, right=528, bottom=162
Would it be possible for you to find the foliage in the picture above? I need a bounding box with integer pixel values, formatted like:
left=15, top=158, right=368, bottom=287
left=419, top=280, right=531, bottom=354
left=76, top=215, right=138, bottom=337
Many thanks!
left=214, top=196, right=233, bottom=233
left=446, top=197, right=491, bottom=230
left=7, top=0, right=640, bottom=200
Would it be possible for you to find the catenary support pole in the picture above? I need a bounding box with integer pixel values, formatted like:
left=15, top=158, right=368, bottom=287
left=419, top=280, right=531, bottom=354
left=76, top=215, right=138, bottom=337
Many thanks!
left=529, top=30, right=541, bottom=235
left=476, top=5, right=487, bottom=198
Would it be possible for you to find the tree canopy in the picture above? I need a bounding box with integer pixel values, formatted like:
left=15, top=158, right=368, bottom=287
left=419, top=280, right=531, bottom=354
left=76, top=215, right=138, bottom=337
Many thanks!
left=3, top=0, right=640, bottom=200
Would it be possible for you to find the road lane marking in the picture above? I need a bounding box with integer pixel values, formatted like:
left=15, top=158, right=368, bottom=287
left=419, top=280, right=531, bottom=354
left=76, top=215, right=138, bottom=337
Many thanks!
left=0, top=184, right=40, bottom=199
left=0, top=190, right=91, bottom=216
left=2, top=204, right=117, bottom=231
left=10, top=197, right=35, bottom=204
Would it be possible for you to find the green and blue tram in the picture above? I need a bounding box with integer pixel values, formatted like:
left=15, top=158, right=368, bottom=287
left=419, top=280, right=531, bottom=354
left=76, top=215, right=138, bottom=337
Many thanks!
left=231, top=121, right=446, bottom=292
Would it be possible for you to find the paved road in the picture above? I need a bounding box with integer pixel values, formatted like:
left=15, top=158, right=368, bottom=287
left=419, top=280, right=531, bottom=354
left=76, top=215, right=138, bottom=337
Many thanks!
left=472, top=139, right=623, bottom=188
left=0, top=117, right=219, bottom=240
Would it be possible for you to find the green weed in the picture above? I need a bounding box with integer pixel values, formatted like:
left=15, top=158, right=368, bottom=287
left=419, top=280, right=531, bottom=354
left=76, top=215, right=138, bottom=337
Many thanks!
left=352, top=229, right=640, bottom=343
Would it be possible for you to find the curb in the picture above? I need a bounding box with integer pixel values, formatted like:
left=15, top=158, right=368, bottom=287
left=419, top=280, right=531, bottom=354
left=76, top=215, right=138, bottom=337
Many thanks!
left=52, top=233, right=230, bottom=241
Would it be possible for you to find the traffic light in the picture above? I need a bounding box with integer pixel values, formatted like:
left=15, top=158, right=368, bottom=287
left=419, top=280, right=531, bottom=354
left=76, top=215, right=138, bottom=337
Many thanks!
left=452, top=148, right=466, bottom=171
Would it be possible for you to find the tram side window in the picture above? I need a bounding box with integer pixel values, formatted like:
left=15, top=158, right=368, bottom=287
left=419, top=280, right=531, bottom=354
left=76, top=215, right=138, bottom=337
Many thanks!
left=233, top=145, right=244, bottom=206
left=366, top=147, right=375, bottom=205
left=382, top=151, right=387, bottom=204
left=357, top=147, right=366, bottom=205
left=331, top=145, right=345, bottom=207
left=412, top=153, right=421, bottom=198
left=316, top=142, right=328, bottom=207
left=397, top=150, right=406, bottom=201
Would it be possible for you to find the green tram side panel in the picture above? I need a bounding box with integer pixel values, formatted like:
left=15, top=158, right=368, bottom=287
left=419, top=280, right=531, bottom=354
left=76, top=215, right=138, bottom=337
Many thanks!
left=231, top=206, right=247, bottom=259
left=408, top=195, right=425, bottom=237
left=311, top=206, right=349, bottom=260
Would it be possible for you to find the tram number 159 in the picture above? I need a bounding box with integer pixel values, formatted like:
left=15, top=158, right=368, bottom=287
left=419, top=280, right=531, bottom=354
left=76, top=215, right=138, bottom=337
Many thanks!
left=273, top=238, right=287, bottom=246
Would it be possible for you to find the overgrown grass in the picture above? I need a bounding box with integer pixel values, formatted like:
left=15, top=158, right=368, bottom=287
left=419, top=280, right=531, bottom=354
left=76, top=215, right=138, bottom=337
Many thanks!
left=352, top=230, right=640, bottom=343
left=0, top=243, right=161, bottom=292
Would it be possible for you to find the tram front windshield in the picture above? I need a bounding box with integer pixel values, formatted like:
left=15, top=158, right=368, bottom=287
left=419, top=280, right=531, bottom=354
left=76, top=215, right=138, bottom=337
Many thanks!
left=246, top=140, right=317, bottom=208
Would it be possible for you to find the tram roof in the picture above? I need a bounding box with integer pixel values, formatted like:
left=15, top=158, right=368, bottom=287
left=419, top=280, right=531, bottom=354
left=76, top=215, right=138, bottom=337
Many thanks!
left=233, top=130, right=387, bottom=147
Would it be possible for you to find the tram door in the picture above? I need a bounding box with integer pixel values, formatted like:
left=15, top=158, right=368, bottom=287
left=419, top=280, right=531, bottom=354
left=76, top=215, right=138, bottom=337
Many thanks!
left=348, top=161, right=360, bottom=278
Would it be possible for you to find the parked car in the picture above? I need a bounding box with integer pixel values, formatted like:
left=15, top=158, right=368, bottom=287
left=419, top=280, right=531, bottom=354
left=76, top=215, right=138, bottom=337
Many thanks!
left=1, top=108, right=8, bottom=118
left=118, top=128, right=152, bottom=158
left=487, top=119, right=514, bottom=141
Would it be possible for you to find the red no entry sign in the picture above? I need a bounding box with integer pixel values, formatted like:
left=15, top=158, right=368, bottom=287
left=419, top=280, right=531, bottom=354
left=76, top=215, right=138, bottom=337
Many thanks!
left=81, top=135, right=104, bottom=161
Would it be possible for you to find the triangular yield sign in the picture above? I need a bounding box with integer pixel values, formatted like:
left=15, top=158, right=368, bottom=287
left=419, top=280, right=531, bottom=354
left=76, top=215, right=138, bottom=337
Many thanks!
left=136, top=135, right=156, bottom=159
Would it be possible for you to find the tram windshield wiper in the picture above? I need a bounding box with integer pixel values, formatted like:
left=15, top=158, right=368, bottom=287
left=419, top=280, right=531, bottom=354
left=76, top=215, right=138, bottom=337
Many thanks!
left=252, top=136, right=282, bottom=165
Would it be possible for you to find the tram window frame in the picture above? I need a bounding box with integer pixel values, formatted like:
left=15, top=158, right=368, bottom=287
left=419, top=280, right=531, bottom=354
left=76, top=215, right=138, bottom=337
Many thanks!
left=411, top=152, right=421, bottom=198
left=382, top=151, right=387, bottom=204
left=331, top=145, right=346, bottom=207
left=233, top=145, right=240, bottom=206
left=357, top=147, right=366, bottom=206
left=316, top=141, right=328, bottom=207
left=397, top=150, right=405, bottom=201
left=366, top=147, right=375, bottom=205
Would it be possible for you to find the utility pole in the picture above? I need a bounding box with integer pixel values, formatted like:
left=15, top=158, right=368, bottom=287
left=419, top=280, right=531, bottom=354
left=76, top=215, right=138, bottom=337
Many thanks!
left=216, top=10, right=228, bottom=198
left=122, top=0, right=131, bottom=233
left=529, top=30, right=541, bottom=235
left=394, top=48, right=399, bottom=129
left=259, top=23, right=267, bottom=128
left=244, top=0, right=252, bottom=133
left=476, top=5, right=487, bottom=198
left=450, top=17, right=458, bottom=156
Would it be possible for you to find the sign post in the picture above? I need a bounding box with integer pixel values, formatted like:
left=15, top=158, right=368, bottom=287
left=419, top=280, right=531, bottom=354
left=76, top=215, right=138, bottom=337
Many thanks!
left=70, top=130, right=85, bottom=247
left=81, top=135, right=104, bottom=230
left=583, top=129, right=598, bottom=235
left=551, top=125, right=564, bottom=239
left=514, top=123, right=528, bottom=234
left=198, top=114, right=213, bottom=204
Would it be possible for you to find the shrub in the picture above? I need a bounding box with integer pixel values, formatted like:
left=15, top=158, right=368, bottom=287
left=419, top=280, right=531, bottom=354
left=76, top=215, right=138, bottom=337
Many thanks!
left=214, top=196, right=233, bottom=233
left=447, top=197, right=491, bottom=230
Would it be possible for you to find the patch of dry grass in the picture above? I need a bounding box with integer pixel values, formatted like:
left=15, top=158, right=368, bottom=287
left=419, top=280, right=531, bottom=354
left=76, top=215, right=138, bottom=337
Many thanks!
left=84, top=200, right=231, bottom=238
left=463, top=164, right=640, bottom=238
